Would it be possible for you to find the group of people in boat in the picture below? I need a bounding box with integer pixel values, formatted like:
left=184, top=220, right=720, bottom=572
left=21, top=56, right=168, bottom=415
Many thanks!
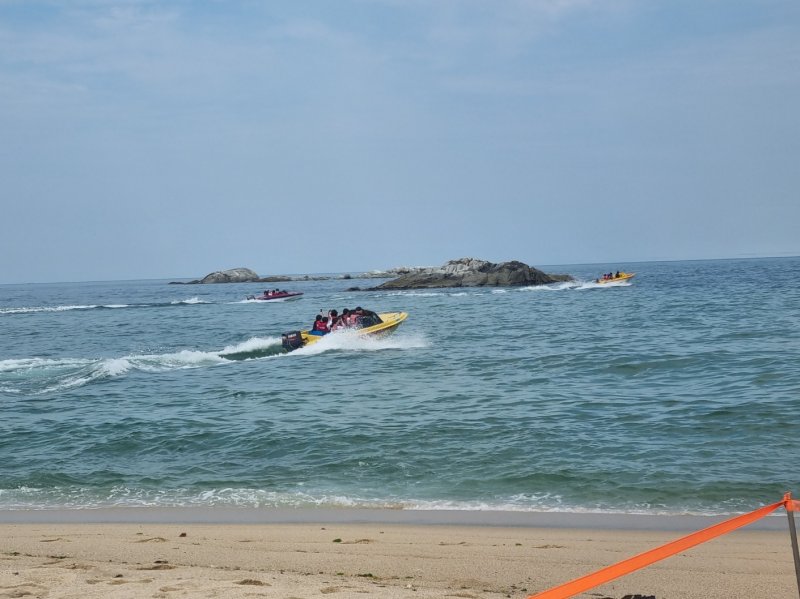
left=262, top=289, right=289, bottom=297
left=309, top=307, right=382, bottom=336
left=599, top=271, right=621, bottom=281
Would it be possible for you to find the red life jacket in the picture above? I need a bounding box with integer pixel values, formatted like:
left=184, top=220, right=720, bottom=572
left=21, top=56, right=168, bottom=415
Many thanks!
left=312, top=320, right=328, bottom=332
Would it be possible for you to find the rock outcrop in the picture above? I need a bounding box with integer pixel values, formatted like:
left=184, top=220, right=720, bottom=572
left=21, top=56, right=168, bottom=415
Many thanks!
left=358, top=266, right=431, bottom=279
left=169, top=259, right=571, bottom=287
left=171, top=267, right=267, bottom=284
left=199, top=268, right=260, bottom=284
left=373, top=257, right=571, bottom=289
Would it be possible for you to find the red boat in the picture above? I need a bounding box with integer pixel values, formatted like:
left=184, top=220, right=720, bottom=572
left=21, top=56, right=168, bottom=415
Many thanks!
left=246, top=291, right=303, bottom=302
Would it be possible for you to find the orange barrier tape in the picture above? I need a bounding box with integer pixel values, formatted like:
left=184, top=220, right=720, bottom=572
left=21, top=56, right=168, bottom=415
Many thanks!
left=527, top=500, right=785, bottom=599
left=782, top=492, right=799, bottom=511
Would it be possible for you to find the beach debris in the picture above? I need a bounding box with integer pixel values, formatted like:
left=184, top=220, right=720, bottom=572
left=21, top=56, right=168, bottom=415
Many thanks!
left=137, top=561, right=175, bottom=570
left=179, top=532, right=187, bottom=537
left=236, top=579, right=267, bottom=586
left=341, top=538, right=373, bottom=544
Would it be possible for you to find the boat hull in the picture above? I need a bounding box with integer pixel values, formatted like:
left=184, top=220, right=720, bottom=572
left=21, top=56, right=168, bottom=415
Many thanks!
left=283, top=312, right=408, bottom=351
left=596, top=273, right=635, bottom=284
left=247, top=292, right=304, bottom=301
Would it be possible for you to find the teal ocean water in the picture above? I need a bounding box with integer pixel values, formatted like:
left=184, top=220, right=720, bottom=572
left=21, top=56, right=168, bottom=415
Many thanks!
left=1, top=258, right=798, bottom=515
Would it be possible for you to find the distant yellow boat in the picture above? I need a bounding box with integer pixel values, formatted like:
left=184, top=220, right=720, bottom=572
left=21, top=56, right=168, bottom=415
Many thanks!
left=281, top=312, right=408, bottom=352
left=596, top=272, right=635, bottom=284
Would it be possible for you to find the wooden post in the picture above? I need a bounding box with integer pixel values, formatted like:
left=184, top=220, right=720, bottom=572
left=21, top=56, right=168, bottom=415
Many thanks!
left=786, top=493, right=800, bottom=599
left=788, top=506, right=800, bottom=599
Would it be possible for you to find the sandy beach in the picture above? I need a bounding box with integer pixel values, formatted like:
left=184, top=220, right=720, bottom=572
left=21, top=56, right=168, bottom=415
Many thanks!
left=1, top=511, right=798, bottom=598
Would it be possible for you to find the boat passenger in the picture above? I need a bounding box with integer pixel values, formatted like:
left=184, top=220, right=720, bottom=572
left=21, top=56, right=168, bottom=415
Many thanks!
left=327, top=309, right=338, bottom=328
left=355, top=307, right=382, bottom=327
left=615, top=271, right=620, bottom=278
left=310, top=314, right=330, bottom=336
left=332, top=308, right=349, bottom=330
left=348, top=309, right=361, bottom=327
left=339, top=308, right=355, bottom=327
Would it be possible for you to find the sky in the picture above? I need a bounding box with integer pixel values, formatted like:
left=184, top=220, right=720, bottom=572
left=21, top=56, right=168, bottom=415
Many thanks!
left=1, top=0, right=798, bottom=283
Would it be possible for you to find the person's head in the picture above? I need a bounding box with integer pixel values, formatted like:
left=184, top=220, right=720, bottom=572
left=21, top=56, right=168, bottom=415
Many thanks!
left=355, top=306, right=363, bottom=313
left=330, top=309, right=338, bottom=317
left=315, top=314, right=323, bottom=322
left=343, top=308, right=350, bottom=315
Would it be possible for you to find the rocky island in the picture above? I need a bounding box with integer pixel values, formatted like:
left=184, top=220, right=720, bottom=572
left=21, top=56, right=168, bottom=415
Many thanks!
left=169, top=268, right=293, bottom=285
left=361, top=258, right=571, bottom=290
left=170, top=259, right=571, bottom=288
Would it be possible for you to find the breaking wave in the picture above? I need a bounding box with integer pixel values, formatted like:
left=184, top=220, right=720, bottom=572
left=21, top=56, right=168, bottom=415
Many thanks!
left=0, top=486, right=752, bottom=516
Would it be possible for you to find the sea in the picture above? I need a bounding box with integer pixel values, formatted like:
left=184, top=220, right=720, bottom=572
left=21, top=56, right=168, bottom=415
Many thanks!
left=1, top=257, right=798, bottom=517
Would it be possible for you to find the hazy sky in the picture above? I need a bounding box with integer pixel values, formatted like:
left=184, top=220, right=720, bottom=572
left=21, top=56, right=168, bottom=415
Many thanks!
left=1, top=0, right=798, bottom=283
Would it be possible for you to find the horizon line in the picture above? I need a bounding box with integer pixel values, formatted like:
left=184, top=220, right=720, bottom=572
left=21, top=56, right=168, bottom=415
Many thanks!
left=1, top=253, right=798, bottom=286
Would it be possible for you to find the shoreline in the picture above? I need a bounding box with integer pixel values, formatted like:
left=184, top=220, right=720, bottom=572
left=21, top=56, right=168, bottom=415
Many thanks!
left=0, top=506, right=789, bottom=530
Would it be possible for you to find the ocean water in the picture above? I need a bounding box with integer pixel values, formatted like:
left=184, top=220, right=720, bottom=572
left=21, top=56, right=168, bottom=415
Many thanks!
left=1, top=258, right=798, bottom=516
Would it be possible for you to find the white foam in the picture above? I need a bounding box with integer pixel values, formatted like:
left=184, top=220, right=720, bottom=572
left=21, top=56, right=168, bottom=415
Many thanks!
left=0, top=357, right=91, bottom=373
left=100, top=358, right=133, bottom=376
left=0, top=486, right=729, bottom=515
left=0, top=304, right=98, bottom=314
left=171, top=297, right=210, bottom=305
left=1, top=345, right=246, bottom=395
left=575, top=279, right=633, bottom=290
left=131, top=350, right=228, bottom=371
left=293, top=331, right=429, bottom=356
left=218, top=336, right=282, bottom=355
left=518, top=281, right=573, bottom=292
left=517, top=279, right=633, bottom=292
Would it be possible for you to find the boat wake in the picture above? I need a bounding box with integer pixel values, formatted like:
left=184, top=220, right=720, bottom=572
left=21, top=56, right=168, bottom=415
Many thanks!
left=216, top=337, right=286, bottom=360
left=1, top=298, right=212, bottom=315
left=0, top=337, right=283, bottom=395
left=0, top=331, right=427, bottom=394
left=293, top=331, right=429, bottom=356
left=520, top=279, right=633, bottom=292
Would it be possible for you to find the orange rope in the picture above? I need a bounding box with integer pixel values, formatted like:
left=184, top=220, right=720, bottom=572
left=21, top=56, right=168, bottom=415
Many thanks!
left=527, top=499, right=786, bottom=599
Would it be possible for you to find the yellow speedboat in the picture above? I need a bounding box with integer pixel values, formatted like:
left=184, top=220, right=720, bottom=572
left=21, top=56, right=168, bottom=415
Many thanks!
left=596, top=272, right=635, bottom=284
left=281, top=312, right=408, bottom=352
